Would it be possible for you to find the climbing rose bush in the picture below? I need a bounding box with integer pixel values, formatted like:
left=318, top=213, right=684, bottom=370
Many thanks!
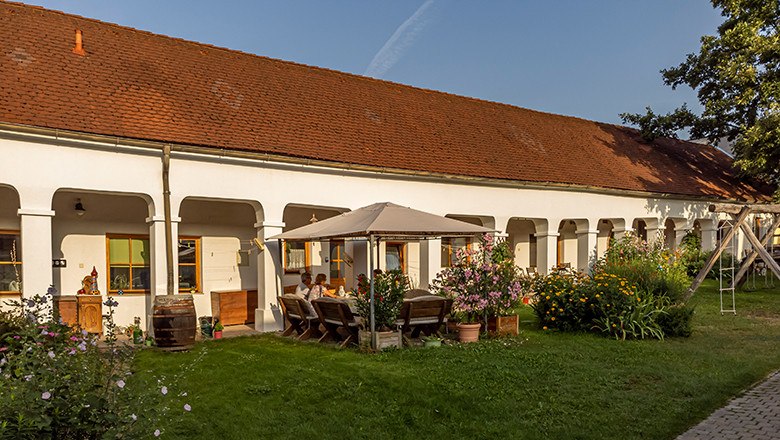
left=0, top=288, right=194, bottom=439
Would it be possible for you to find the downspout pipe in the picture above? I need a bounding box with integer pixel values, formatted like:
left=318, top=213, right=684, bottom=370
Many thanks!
left=162, top=144, right=174, bottom=296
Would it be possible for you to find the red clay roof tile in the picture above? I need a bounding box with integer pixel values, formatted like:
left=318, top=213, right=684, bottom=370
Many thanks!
left=0, top=1, right=771, bottom=201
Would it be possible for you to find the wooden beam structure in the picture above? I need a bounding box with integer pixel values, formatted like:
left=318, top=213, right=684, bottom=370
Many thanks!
left=708, top=203, right=780, bottom=215
left=685, top=206, right=750, bottom=301
left=685, top=204, right=780, bottom=302
left=733, top=214, right=780, bottom=286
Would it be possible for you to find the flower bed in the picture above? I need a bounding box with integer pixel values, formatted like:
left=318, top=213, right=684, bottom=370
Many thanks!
left=0, top=288, right=194, bottom=438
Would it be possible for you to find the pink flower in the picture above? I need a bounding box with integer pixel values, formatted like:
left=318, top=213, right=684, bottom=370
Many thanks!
left=41, top=391, right=51, bottom=400
left=183, top=403, right=191, bottom=412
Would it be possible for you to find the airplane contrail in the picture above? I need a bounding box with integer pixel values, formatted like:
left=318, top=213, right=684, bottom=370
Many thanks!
left=365, top=0, right=436, bottom=79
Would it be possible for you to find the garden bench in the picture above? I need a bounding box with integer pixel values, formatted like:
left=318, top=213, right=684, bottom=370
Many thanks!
left=279, top=294, right=321, bottom=341
left=397, top=295, right=448, bottom=338
left=311, top=297, right=360, bottom=348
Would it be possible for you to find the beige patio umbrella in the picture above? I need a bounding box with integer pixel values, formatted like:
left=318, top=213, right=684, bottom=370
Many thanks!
left=270, top=202, right=494, bottom=347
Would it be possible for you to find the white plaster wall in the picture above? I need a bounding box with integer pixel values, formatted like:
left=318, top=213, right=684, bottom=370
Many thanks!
left=0, top=134, right=764, bottom=327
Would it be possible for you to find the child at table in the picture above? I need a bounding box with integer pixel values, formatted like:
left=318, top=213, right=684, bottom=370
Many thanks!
left=308, top=273, right=339, bottom=300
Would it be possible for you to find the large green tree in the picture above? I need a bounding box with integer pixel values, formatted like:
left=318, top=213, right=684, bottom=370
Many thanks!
left=621, top=0, right=780, bottom=196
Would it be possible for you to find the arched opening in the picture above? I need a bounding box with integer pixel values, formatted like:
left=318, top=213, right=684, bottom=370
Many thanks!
left=557, top=220, right=578, bottom=268
left=506, top=218, right=542, bottom=272
left=632, top=219, right=648, bottom=242
left=597, top=219, right=616, bottom=259
left=51, top=189, right=153, bottom=328
left=0, top=185, right=21, bottom=305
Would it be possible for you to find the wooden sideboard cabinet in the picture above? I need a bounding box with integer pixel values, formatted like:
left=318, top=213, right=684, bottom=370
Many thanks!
left=55, top=296, right=103, bottom=334
left=210, top=289, right=257, bottom=326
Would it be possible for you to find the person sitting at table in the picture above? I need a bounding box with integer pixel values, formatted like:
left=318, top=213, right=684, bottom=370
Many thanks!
left=307, top=273, right=328, bottom=300
left=295, top=272, right=312, bottom=298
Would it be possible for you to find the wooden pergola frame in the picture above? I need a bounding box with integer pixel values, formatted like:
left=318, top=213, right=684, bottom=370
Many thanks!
left=685, top=203, right=780, bottom=301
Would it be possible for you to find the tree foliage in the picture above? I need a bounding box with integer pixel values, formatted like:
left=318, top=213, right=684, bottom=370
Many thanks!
left=620, top=0, right=780, bottom=193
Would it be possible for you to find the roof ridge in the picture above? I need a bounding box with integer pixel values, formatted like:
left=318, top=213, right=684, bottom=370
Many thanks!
left=4, top=0, right=646, bottom=131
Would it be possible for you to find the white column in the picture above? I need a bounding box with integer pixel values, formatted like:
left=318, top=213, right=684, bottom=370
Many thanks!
left=18, top=208, right=54, bottom=298
left=646, top=226, right=665, bottom=245
left=419, top=238, right=441, bottom=290
left=700, top=225, right=716, bottom=251
left=147, top=215, right=180, bottom=297
left=255, top=220, right=285, bottom=332
left=576, top=228, right=599, bottom=273
left=534, top=231, right=559, bottom=275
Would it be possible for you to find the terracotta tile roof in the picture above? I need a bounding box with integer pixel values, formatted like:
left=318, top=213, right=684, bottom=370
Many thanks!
left=0, top=1, right=771, bottom=201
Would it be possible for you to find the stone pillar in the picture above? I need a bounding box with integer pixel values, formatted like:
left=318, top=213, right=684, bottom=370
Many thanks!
left=255, top=220, right=285, bottom=332
left=534, top=231, right=559, bottom=275
left=646, top=226, right=665, bottom=245
left=18, top=208, right=54, bottom=298
left=576, top=228, right=599, bottom=273
left=700, top=225, right=717, bottom=251
left=419, top=238, right=441, bottom=290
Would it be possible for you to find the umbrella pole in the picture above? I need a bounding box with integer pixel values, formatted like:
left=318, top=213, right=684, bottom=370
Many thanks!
left=369, top=235, right=376, bottom=350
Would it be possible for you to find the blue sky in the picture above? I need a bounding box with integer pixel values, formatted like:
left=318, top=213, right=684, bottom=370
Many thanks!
left=23, top=1, right=722, bottom=127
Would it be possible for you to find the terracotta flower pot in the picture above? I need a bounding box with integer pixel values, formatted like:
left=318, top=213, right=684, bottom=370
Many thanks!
left=457, top=322, right=481, bottom=343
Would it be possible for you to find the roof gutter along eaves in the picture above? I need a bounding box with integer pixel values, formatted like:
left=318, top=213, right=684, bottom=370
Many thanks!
left=0, top=121, right=748, bottom=204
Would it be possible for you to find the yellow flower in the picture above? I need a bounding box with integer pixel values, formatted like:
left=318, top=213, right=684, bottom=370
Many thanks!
left=543, top=326, right=548, bottom=330
left=611, top=323, right=616, bottom=328
left=595, top=294, right=600, bottom=298
left=551, top=317, right=556, bottom=321
left=546, top=295, right=551, bottom=300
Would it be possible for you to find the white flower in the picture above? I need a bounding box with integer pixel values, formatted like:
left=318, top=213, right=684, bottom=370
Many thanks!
left=116, top=379, right=125, bottom=389
left=24, top=374, right=32, bottom=381
left=160, top=386, right=168, bottom=395
left=154, top=429, right=160, bottom=437
left=183, top=403, right=191, bottom=412
left=47, top=351, right=55, bottom=359
left=41, top=391, right=51, bottom=400
left=130, top=414, right=137, bottom=421
left=0, top=357, right=6, bottom=366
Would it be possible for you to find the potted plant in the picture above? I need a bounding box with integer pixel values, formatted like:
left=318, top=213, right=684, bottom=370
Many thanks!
left=431, top=233, right=524, bottom=342
left=421, top=335, right=443, bottom=348
left=352, top=270, right=407, bottom=350
left=213, top=321, right=224, bottom=339
left=130, top=317, right=144, bottom=344
left=144, top=335, right=154, bottom=347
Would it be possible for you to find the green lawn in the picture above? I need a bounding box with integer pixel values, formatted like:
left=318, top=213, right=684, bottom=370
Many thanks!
left=134, top=280, right=780, bottom=440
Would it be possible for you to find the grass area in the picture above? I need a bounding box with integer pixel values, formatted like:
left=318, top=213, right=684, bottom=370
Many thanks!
left=134, top=280, right=780, bottom=440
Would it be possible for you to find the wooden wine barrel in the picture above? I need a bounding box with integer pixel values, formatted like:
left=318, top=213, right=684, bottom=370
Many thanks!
left=153, top=295, right=197, bottom=351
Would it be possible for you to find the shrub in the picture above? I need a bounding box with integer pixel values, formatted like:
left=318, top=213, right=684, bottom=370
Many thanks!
left=655, top=303, right=695, bottom=337
left=354, top=269, right=409, bottom=331
left=529, top=270, right=594, bottom=332
left=596, top=233, right=690, bottom=303
left=431, top=234, right=524, bottom=322
left=0, top=288, right=194, bottom=439
left=531, top=271, right=665, bottom=340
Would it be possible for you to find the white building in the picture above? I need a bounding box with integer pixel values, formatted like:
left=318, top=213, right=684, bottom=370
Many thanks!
left=0, top=3, right=773, bottom=330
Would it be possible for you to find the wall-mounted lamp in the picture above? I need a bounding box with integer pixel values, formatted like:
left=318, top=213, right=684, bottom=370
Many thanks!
left=74, top=199, right=86, bottom=216
left=310, top=214, right=318, bottom=223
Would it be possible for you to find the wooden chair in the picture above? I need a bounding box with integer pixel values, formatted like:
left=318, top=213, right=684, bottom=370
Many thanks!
left=279, top=294, right=321, bottom=341
left=397, top=295, right=448, bottom=338
left=311, top=297, right=360, bottom=348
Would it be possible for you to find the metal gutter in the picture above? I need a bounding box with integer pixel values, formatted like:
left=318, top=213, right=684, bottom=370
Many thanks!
left=0, top=121, right=753, bottom=204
